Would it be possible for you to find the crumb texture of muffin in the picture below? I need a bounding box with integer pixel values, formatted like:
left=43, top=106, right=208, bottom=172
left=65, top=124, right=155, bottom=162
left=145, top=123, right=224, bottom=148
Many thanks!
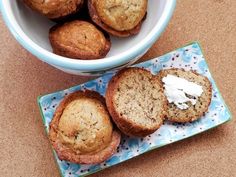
left=106, top=67, right=167, bottom=137
left=49, top=20, right=111, bottom=59
left=49, top=90, right=120, bottom=164
left=156, top=69, right=212, bottom=123
left=24, top=0, right=84, bottom=19
left=88, top=0, right=147, bottom=37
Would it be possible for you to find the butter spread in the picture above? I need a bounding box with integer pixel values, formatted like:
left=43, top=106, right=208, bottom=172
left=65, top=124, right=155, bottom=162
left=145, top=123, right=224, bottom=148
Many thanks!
left=162, top=74, right=203, bottom=110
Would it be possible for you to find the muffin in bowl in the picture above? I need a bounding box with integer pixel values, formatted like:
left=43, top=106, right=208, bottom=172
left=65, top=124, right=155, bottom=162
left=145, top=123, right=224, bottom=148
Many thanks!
left=23, top=0, right=84, bottom=20
left=0, top=0, right=176, bottom=75
left=49, top=20, right=111, bottom=60
left=88, top=0, right=147, bottom=37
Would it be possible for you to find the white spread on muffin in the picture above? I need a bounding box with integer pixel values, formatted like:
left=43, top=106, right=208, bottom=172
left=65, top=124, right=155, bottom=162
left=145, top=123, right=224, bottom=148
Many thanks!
left=162, top=74, right=203, bottom=110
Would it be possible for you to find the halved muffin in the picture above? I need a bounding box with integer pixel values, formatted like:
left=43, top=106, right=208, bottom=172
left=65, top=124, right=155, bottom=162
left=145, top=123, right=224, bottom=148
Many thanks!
left=49, top=90, right=121, bottom=164
left=106, top=67, right=167, bottom=137
left=156, top=69, right=212, bottom=123
left=49, top=20, right=111, bottom=59
left=24, top=0, right=84, bottom=20
left=88, top=0, right=148, bottom=37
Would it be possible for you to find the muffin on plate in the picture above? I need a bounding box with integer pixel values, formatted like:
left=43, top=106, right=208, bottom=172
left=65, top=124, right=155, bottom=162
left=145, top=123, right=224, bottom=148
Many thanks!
left=49, top=90, right=121, bottom=164
left=106, top=67, right=167, bottom=137
left=156, top=69, right=212, bottom=123
left=88, top=0, right=148, bottom=37
left=49, top=20, right=111, bottom=59
left=23, top=0, right=84, bottom=20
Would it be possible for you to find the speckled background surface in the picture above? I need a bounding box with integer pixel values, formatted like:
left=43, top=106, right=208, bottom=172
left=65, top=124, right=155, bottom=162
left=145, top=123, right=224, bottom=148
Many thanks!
left=0, top=0, right=235, bottom=177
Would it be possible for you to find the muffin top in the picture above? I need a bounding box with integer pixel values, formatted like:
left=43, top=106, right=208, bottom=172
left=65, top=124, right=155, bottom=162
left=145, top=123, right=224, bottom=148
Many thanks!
left=24, top=0, right=84, bottom=19
left=95, top=0, right=147, bottom=31
left=58, top=97, right=113, bottom=154
left=49, top=20, right=111, bottom=59
left=88, top=0, right=145, bottom=37
left=49, top=90, right=120, bottom=164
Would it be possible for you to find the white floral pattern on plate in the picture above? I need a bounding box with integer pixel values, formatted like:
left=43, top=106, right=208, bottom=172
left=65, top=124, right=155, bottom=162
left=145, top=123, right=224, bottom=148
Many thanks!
left=38, top=42, right=231, bottom=177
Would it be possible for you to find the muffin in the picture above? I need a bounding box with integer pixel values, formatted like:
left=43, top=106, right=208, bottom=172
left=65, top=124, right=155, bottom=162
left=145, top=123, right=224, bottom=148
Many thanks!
left=49, top=90, right=121, bottom=164
left=49, top=20, right=111, bottom=59
left=156, top=69, right=212, bottom=123
left=23, top=0, right=84, bottom=20
left=106, top=67, right=167, bottom=137
left=88, top=0, right=148, bottom=37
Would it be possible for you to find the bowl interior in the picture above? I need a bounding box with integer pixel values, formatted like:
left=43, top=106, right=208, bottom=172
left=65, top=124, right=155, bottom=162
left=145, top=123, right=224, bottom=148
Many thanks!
left=11, top=0, right=167, bottom=58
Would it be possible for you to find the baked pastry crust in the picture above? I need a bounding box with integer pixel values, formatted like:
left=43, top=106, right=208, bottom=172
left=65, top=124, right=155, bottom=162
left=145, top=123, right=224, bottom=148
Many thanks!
left=49, top=90, right=121, bottom=164
left=106, top=68, right=167, bottom=137
left=49, top=20, right=111, bottom=59
left=88, top=0, right=147, bottom=37
left=24, top=0, right=84, bottom=19
left=156, top=68, right=212, bottom=123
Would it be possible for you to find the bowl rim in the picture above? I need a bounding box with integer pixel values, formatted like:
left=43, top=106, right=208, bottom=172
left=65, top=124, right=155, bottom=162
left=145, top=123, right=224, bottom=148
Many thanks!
left=0, top=0, right=176, bottom=71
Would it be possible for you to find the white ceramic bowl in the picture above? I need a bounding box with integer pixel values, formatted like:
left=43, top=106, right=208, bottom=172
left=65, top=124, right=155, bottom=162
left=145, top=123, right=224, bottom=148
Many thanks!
left=0, top=0, right=176, bottom=75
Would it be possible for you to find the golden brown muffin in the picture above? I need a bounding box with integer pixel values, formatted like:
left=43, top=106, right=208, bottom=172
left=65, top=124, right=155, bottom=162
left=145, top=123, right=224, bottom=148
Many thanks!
left=88, top=0, right=147, bottom=37
left=49, top=20, right=111, bottom=60
left=49, top=90, right=121, bottom=164
left=23, top=0, right=84, bottom=20
left=106, top=68, right=167, bottom=137
left=156, top=69, right=212, bottom=123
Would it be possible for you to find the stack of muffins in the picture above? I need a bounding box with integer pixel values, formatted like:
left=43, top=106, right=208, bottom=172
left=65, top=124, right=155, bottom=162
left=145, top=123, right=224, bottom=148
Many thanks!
left=23, top=0, right=148, bottom=59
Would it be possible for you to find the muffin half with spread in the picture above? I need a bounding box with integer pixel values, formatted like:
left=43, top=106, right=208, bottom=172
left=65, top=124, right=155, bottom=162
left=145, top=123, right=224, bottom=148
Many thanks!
left=49, top=90, right=121, bottom=164
left=49, top=20, right=111, bottom=59
left=88, top=0, right=148, bottom=37
left=156, top=69, right=212, bottom=123
left=24, top=0, right=84, bottom=20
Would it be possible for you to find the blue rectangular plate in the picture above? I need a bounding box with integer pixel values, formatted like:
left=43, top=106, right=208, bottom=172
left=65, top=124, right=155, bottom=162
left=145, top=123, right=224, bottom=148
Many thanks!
left=38, top=42, right=232, bottom=177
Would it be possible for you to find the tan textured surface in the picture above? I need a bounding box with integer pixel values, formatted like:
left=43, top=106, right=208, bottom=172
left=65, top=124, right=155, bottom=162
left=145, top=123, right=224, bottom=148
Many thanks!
left=0, top=0, right=235, bottom=177
left=88, top=0, right=144, bottom=37
left=23, top=0, right=84, bottom=19
left=106, top=68, right=166, bottom=137
left=49, top=20, right=111, bottom=59
left=95, top=0, right=147, bottom=31
left=49, top=90, right=119, bottom=164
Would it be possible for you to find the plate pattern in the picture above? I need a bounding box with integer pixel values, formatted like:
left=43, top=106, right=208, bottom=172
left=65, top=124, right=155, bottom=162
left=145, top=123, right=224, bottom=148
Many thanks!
left=38, top=42, right=231, bottom=177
